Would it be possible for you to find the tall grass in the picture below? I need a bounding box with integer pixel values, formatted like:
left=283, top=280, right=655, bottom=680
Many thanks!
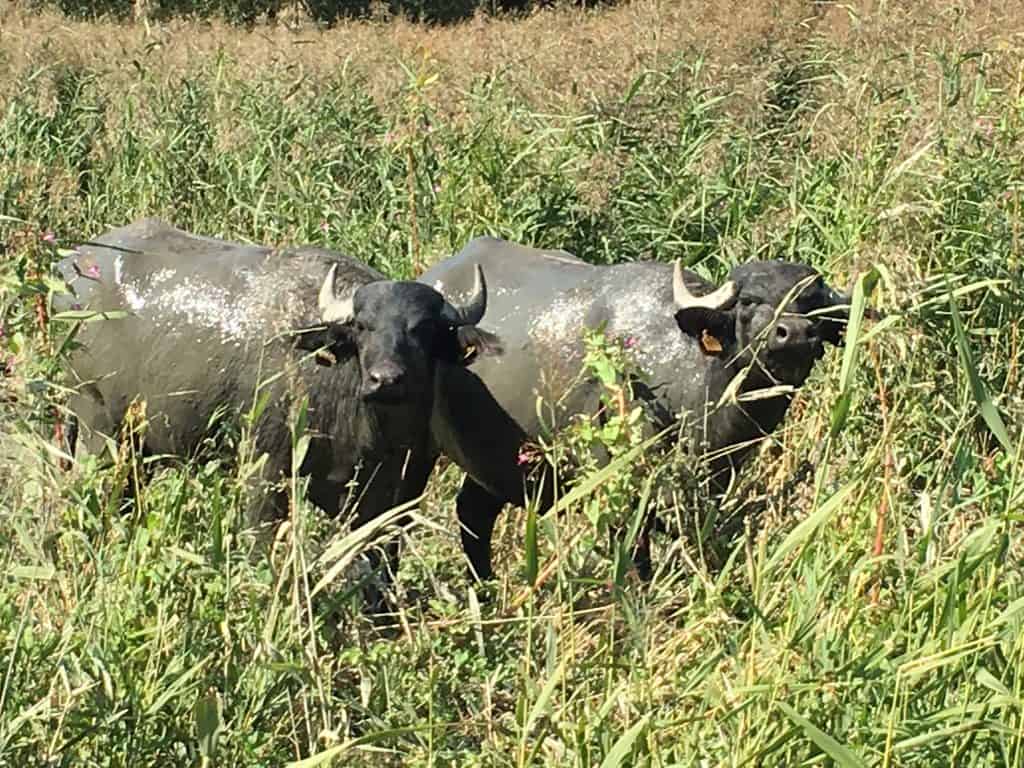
left=1, top=2, right=1023, bottom=765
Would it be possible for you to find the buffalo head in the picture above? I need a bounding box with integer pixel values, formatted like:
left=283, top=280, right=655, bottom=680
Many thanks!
left=300, top=263, right=501, bottom=403
left=673, top=259, right=863, bottom=387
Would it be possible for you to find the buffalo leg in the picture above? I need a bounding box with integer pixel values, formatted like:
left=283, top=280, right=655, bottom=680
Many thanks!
left=631, top=519, right=654, bottom=581
left=456, top=478, right=505, bottom=581
left=342, top=451, right=438, bottom=611
left=380, top=451, right=438, bottom=582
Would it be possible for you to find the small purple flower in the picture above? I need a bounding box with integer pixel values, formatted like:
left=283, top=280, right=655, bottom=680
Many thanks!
left=623, top=335, right=637, bottom=349
left=40, top=231, right=56, bottom=244
left=85, top=264, right=101, bottom=280
left=319, top=221, right=330, bottom=233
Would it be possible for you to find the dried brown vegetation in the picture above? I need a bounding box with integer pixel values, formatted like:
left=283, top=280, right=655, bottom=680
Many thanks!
left=3, top=2, right=1022, bottom=114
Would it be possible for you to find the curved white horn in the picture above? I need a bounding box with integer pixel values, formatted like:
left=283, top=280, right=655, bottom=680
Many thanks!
left=440, top=263, right=487, bottom=326
left=318, top=264, right=355, bottom=323
left=673, top=260, right=737, bottom=311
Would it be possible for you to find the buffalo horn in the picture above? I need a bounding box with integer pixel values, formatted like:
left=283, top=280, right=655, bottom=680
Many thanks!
left=673, top=260, right=737, bottom=311
left=318, top=264, right=355, bottom=324
left=440, top=263, right=487, bottom=326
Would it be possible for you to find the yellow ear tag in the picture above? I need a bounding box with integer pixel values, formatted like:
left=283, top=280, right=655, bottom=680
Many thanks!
left=315, top=348, right=337, bottom=366
left=700, top=330, right=723, bottom=355
left=462, top=344, right=477, bottom=361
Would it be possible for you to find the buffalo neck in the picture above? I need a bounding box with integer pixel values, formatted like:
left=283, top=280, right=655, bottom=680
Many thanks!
left=304, top=357, right=433, bottom=460
left=636, top=325, right=798, bottom=459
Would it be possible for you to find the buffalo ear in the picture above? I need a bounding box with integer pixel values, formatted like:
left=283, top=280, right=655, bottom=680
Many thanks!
left=455, top=326, right=503, bottom=366
left=674, top=307, right=736, bottom=352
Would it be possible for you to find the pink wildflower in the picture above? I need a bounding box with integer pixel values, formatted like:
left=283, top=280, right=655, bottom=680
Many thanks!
left=516, top=446, right=540, bottom=466
left=40, top=231, right=56, bottom=244
left=623, top=335, right=637, bottom=349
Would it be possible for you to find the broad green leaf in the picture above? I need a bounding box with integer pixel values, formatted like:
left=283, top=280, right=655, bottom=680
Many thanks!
left=292, top=434, right=311, bottom=474
left=991, top=596, right=1024, bottom=628
left=195, top=690, right=222, bottom=760
left=599, top=715, right=650, bottom=768
left=592, top=357, right=616, bottom=387
left=168, top=546, right=206, bottom=566
left=976, top=667, right=1011, bottom=696
left=829, top=391, right=852, bottom=438
left=8, top=565, right=55, bottom=581
left=777, top=702, right=866, bottom=768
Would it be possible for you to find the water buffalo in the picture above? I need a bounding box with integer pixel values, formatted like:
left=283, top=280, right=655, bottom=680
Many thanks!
left=54, top=219, right=500, bottom=580
left=421, top=236, right=866, bottom=581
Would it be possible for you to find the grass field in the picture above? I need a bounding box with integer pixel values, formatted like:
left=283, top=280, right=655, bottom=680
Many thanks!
left=2, top=1, right=1023, bottom=765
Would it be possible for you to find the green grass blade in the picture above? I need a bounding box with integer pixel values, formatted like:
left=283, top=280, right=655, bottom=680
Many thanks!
left=831, top=267, right=878, bottom=437
left=949, top=290, right=1013, bottom=453
left=524, top=502, right=539, bottom=586
left=523, top=656, right=568, bottom=737
left=599, top=715, right=650, bottom=768
left=766, top=481, right=856, bottom=571
left=777, top=702, right=867, bottom=768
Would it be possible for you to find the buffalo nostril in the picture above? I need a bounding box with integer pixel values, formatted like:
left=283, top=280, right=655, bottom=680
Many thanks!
left=368, top=367, right=402, bottom=388
left=775, top=325, right=789, bottom=342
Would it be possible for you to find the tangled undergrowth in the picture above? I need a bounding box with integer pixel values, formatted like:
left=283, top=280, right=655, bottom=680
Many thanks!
left=1, top=1, right=1023, bottom=765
